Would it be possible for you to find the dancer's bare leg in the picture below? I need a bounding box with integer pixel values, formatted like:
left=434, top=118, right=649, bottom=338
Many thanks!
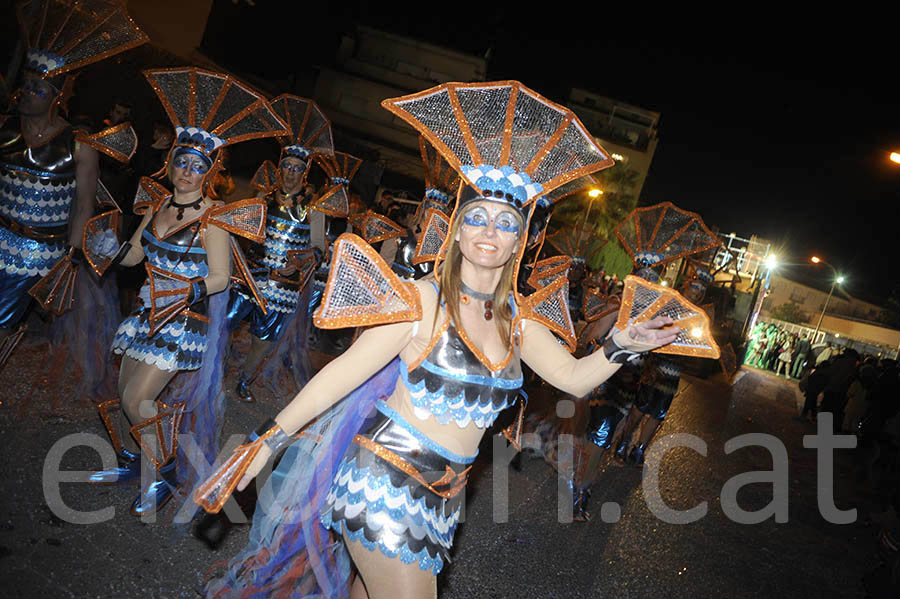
left=242, top=336, right=273, bottom=377
left=116, top=357, right=176, bottom=452
left=344, top=534, right=437, bottom=599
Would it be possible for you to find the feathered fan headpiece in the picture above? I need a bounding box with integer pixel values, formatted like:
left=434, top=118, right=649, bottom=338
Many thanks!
left=615, top=201, right=719, bottom=281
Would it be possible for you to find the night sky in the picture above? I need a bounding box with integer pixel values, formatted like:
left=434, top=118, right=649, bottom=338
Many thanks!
left=5, top=4, right=897, bottom=303
left=309, top=9, right=899, bottom=303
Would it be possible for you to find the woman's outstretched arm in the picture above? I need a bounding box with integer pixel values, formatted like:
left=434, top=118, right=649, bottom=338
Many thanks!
left=520, top=316, right=678, bottom=398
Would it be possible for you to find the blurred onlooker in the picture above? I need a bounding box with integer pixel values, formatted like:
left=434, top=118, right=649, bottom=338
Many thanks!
left=801, top=358, right=831, bottom=422
left=816, top=342, right=834, bottom=365
left=791, top=332, right=811, bottom=378
left=103, top=99, right=132, bottom=127
left=821, top=348, right=860, bottom=432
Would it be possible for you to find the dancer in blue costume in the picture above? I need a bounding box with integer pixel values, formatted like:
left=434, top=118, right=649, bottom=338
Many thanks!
left=0, top=0, right=147, bottom=371
left=227, top=95, right=334, bottom=402
left=199, top=81, right=679, bottom=599
left=604, top=202, right=719, bottom=466
left=87, top=67, right=287, bottom=517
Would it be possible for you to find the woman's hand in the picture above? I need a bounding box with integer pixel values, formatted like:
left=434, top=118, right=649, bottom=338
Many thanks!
left=236, top=445, right=273, bottom=492
left=615, top=316, right=679, bottom=352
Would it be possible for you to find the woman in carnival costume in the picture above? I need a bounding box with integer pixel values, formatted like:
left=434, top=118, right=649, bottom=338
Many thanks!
left=196, top=81, right=679, bottom=598
left=227, top=94, right=334, bottom=403
left=0, top=0, right=147, bottom=379
left=602, top=202, right=719, bottom=466
left=86, top=67, right=287, bottom=517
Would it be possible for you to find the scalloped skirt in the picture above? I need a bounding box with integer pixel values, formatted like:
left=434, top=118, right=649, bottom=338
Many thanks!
left=111, top=306, right=208, bottom=372
left=320, top=404, right=476, bottom=574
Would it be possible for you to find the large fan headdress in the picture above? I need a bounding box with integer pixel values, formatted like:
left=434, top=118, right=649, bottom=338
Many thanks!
left=382, top=81, right=614, bottom=270
left=310, top=151, right=362, bottom=218
left=382, top=81, right=615, bottom=350
left=615, top=201, right=719, bottom=279
left=143, top=67, right=289, bottom=193
left=16, top=0, right=148, bottom=81
left=383, top=81, right=613, bottom=218
left=270, top=94, right=334, bottom=162
left=547, top=223, right=607, bottom=265
left=418, top=135, right=460, bottom=216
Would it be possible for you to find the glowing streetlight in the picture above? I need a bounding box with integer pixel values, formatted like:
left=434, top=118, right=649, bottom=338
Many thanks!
left=891, top=152, right=900, bottom=164
left=765, top=254, right=777, bottom=270
left=810, top=256, right=846, bottom=339
left=588, top=188, right=603, bottom=198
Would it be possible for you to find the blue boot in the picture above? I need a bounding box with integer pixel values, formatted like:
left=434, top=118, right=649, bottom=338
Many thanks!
left=235, top=372, right=255, bottom=403
left=130, top=458, right=178, bottom=516
left=626, top=444, right=646, bottom=467
left=88, top=448, right=141, bottom=484
left=572, top=482, right=591, bottom=522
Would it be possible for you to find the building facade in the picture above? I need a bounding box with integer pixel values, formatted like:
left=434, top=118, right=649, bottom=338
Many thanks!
left=313, top=26, right=487, bottom=189
left=566, top=88, right=659, bottom=203
left=762, top=274, right=882, bottom=323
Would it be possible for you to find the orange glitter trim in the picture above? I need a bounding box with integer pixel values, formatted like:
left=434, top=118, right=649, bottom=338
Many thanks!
left=354, top=435, right=470, bottom=499
left=614, top=275, right=720, bottom=359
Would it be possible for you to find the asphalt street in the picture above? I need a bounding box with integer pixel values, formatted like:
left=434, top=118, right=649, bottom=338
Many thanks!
left=0, top=335, right=881, bottom=598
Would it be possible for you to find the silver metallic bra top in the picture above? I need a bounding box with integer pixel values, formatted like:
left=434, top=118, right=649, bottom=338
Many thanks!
left=400, top=285, right=523, bottom=429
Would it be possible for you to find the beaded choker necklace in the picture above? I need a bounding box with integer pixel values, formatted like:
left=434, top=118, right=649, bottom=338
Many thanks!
left=460, top=281, right=494, bottom=321
left=170, top=197, right=204, bottom=221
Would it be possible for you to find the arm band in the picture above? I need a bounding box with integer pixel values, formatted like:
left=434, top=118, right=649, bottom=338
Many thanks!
left=249, top=418, right=291, bottom=454
left=110, top=242, right=132, bottom=268
left=602, top=334, right=643, bottom=364
left=188, top=279, right=207, bottom=305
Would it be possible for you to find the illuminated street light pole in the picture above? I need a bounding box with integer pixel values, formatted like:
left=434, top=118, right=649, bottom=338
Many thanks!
left=582, top=188, right=603, bottom=226
left=810, top=256, right=845, bottom=340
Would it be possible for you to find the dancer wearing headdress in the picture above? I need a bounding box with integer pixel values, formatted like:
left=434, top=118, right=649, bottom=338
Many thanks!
left=227, top=95, right=334, bottom=403
left=381, top=136, right=458, bottom=281
left=197, top=81, right=678, bottom=598
left=0, top=0, right=147, bottom=373
left=606, top=202, right=719, bottom=466
left=520, top=223, right=615, bottom=521
left=86, top=67, right=287, bottom=516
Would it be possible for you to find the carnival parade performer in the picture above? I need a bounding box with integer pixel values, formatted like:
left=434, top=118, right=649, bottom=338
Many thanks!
left=383, top=136, right=458, bottom=281
left=197, top=81, right=679, bottom=598
left=604, top=202, right=719, bottom=466
left=87, top=67, right=287, bottom=517
left=0, top=0, right=147, bottom=373
left=227, top=95, right=334, bottom=403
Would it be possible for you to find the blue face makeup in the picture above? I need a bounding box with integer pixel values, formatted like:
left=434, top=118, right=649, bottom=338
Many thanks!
left=462, top=206, right=520, bottom=235
left=173, top=155, right=210, bottom=175
left=280, top=159, right=307, bottom=174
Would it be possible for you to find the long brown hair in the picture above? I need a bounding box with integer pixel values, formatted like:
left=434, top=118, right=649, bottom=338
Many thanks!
left=436, top=202, right=522, bottom=349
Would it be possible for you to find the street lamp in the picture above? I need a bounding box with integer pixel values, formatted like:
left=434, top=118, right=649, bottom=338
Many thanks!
left=891, top=152, right=900, bottom=165
left=810, top=256, right=845, bottom=340
left=582, top=188, right=603, bottom=226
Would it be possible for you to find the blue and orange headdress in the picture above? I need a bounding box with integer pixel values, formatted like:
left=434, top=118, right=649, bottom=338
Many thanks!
left=143, top=67, right=289, bottom=198
left=382, top=80, right=615, bottom=275
left=15, top=0, right=148, bottom=113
